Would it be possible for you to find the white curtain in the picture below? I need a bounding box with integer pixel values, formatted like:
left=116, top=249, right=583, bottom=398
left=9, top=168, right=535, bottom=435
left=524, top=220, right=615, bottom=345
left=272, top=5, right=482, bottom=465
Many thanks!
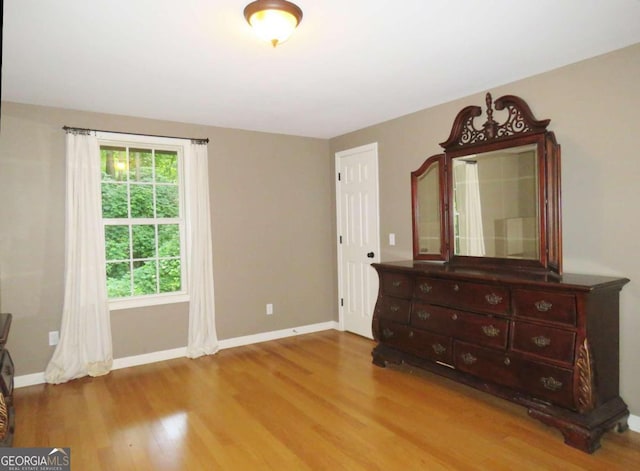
left=184, top=141, right=219, bottom=358
left=463, top=163, right=486, bottom=256
left=45, top=131, right=113, bottom=383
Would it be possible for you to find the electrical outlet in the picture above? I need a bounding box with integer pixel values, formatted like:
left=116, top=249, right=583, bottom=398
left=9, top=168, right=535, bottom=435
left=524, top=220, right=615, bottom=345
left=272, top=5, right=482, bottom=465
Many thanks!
left=49, top=331, right=59, bottom=346
left=266, top=303, right=274, bottom=315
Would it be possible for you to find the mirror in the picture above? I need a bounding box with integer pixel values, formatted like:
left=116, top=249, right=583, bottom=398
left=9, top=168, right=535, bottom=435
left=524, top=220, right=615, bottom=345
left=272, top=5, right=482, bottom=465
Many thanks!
left=411, top=93, right=562, bottom=274
left=411, top=155, right=445, bottom=259
left=451, top=143, right=538, bottom=259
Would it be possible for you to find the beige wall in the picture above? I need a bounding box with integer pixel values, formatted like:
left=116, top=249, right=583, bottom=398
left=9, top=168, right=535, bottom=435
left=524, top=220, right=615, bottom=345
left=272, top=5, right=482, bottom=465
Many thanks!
left=0, top=103, right=337, bottom=373
left=330, top=43, right=640, bottom=415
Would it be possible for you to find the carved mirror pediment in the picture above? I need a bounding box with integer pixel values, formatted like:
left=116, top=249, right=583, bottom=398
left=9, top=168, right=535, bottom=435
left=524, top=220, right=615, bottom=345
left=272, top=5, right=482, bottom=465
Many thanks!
left=412, top=93, right=562, bottom=274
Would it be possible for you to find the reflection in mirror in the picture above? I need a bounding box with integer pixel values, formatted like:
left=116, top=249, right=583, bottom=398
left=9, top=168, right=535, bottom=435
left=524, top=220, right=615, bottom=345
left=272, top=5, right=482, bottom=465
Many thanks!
left=452, top=143, right=539, bottom=259
left=416, top=161, right=441, bottom=255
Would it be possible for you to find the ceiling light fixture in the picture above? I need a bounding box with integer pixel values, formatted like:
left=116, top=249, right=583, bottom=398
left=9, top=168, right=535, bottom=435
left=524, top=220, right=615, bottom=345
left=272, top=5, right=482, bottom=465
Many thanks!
left=244, top=0, right=303, bottom=47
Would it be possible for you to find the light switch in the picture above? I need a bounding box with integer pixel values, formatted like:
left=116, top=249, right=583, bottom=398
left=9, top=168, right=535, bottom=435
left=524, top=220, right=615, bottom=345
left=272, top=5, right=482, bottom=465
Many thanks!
left=389, top=233, right=396, bottom=246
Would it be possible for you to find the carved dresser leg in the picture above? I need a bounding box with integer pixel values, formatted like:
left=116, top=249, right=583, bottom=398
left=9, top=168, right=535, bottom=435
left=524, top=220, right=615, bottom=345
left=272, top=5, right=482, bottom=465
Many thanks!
left=614, top=415, right=629, bottom=433
left=528, top=407, right=630, bottom=454
left=559, top=424, right=604, bottom=454
left=527, top=408, right=604, bottom=453
left=372, top=352, right=387, bottom=368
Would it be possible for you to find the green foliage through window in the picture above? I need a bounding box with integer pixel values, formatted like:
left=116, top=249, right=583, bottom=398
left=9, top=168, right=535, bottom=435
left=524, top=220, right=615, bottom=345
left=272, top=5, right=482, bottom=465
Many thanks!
left=101, top=145, right=183, bottom=299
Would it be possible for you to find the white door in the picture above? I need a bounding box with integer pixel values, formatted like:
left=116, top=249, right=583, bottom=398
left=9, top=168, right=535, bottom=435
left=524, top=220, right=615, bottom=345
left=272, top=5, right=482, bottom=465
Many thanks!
left=336, top=143, right=380, bottom=339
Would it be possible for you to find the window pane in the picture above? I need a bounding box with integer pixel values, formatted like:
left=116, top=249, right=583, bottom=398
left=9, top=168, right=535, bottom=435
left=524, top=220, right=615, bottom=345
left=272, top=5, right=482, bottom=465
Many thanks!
left=130, top=184, right=154, bottom=218
left=132, top=224, right=156, bottom=259
left=158, top=224, right=180, bottom=257
left=129, top=148, right=153, bottom=182
left=106, top=262, right=131, bottom=298
left=102, top=183, right=128, bottom=218
left=133, top=260, right=158, bottom=295
left=105, top=225, right=130, bottom=261
left=101, top=146, right=127, bottom=182
left=155, top=151, right=178, bottom=183
left=159, top=259, right=181, bottom=293
left=156, top=185, right=179, bottom=217
left=100, top=141, right=185, bottom=303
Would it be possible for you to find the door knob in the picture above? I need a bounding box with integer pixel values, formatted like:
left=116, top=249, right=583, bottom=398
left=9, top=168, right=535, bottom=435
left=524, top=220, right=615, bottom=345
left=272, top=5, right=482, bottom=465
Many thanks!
left=367, top=252, right=375, bottom=258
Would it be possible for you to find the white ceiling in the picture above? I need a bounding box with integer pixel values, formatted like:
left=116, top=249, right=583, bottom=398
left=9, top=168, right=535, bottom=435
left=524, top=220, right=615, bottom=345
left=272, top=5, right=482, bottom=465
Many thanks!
left=3, top=0, right=640, bottom=139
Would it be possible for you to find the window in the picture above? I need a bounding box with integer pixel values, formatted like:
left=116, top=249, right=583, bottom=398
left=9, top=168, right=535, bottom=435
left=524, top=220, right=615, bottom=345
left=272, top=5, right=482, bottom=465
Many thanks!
left=99, top=135, right=188, bottom=309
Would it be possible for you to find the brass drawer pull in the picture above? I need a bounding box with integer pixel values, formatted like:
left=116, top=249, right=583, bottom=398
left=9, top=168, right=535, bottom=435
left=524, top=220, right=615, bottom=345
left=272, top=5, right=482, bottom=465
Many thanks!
left=392, top=280, right=402, bottom=288
left=419, top=283, right=432, bottom=293
left=389, top=305, right=400, bottom=312
left=453, top=284, right=460, bottom=291
left=532, top=335, right=551, bottom=347
left=408, top=331, right=414, bottom=338
left=382, top=328, right=394, bottom=339
left=432, top=343, right=446, bottom=355
left=482, top=325, right=500, bottom=337
left=504, top=357, right=511, bottom=366
left=451, top=313, right=458, bottom=321
left=485, top=293, right=503, bottom=305
left=416, top=310, right=431, bottom=321
left=460, top=352, right=477, bottom=365
left=535, top=300, right=553, bottom=312
left=540, top=376, right=563, bottom=391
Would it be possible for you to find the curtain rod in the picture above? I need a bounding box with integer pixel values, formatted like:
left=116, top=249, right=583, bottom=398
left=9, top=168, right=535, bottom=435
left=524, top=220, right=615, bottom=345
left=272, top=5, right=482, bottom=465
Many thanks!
left=62, top=126, right=209, bottom=144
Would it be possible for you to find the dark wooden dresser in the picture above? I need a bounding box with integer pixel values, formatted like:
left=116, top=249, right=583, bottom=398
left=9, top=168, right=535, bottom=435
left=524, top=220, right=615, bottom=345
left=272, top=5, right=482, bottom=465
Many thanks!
left=0, top=313, right=14, bottom=447
left=371, top=261, right=629, bottom=453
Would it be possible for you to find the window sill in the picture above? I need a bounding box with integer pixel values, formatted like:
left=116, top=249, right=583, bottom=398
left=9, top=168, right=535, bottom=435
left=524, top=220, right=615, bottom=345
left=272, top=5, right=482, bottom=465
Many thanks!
left=109, top=293, right=189, bottom=311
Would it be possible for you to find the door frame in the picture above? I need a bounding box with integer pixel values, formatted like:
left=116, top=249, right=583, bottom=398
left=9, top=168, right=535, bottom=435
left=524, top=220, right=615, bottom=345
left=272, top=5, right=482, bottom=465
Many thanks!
left=335, top=142, right=381, bottom=335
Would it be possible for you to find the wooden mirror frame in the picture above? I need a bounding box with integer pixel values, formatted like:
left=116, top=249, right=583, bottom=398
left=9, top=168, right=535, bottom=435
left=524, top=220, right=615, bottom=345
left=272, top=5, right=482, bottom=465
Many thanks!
left=411, top=154, right=446, bottom=261
left=411, top=93, right=562, bottom=274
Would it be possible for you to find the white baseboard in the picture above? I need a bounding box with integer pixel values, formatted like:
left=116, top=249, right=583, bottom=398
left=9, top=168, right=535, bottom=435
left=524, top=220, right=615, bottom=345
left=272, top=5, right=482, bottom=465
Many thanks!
left=629, top=414, right=640, bottom=433
left=14, top=320, right=340, bottom=389
left=218, top=320, right=339, bottom=350
left=112, top=346, right=187, bottom=371
left=14, top=372, right=46, bottom=388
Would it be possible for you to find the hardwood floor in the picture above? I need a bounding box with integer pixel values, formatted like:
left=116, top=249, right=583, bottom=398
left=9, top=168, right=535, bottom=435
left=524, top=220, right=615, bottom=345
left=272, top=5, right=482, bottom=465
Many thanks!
left=14, top=330, right=640, bottom=470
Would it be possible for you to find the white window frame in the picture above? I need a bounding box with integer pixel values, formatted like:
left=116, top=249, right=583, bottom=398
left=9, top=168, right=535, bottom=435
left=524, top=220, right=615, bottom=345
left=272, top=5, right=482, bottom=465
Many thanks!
left=97, top=132, right=190, bottom=311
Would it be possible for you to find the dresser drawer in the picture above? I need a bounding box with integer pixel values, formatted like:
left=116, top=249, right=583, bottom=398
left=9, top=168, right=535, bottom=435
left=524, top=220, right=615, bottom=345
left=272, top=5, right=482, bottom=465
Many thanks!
left=414, top=277, right=510, bottom=315
left=511, top=322, right=576, bottom=364
left=378, top=297, right=411, bottom=324
left=454, top=341, right=519, bottom=389
left=411, top=303, right=509, bottom=349
left=454, top=341, right=575, bottom=409
left=380, top=273, right=413, bottom=299
left=513, top=289, right=576, bottom=325
left=519, top=361, right=575, bottom=410
left=379, top=320, right=453, bottom=364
